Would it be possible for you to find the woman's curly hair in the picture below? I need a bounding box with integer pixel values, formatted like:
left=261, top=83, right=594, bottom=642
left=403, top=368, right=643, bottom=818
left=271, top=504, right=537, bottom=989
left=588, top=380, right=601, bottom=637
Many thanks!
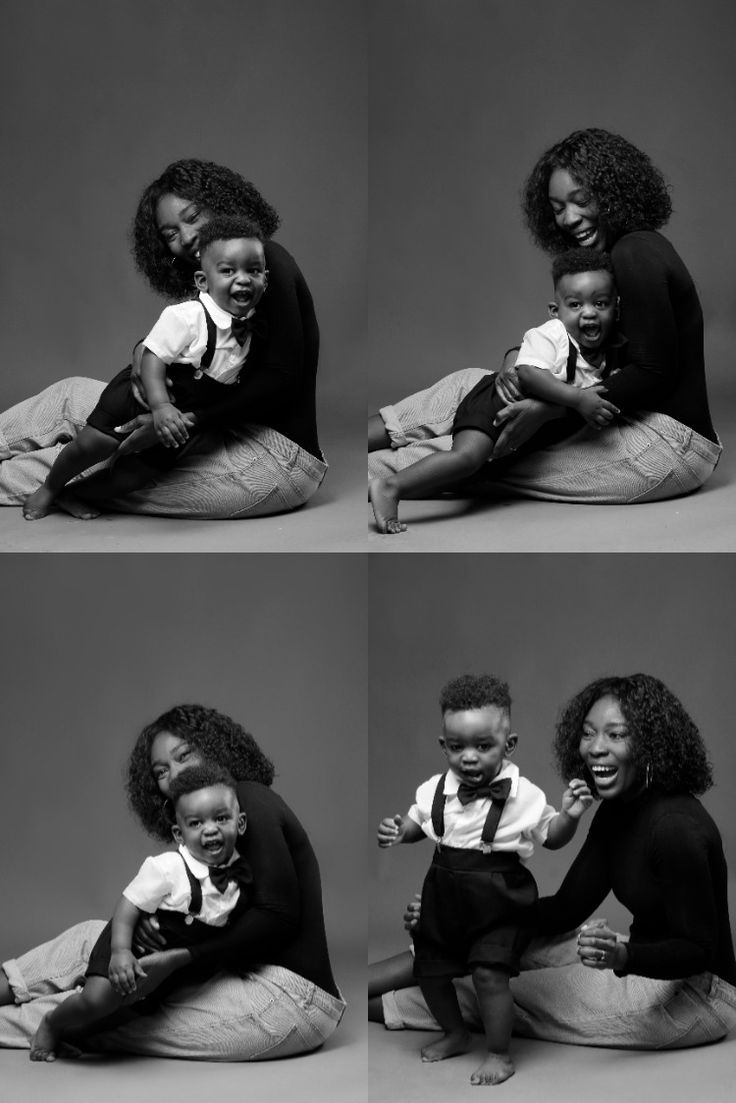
left=522, top=129, right=673, bottom=254
left=439, top=674, right=511, bottom=714
left=126, top=703, right=275, bottom=841
left=553, top=674, right=713, bottom=797
left=132, top=158, right=280, bottom=299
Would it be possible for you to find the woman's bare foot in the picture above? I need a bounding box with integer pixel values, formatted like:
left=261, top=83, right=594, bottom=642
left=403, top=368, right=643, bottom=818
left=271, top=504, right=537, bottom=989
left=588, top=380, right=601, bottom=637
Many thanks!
left=29, top=1015, right=59, bottom=1062
left=22, top=485, right=58, bottom=520
left=369, top=478, right=406, bottom=534
left=56, top=493, right=101, bottom=520
left=421, top=1029, right=471, bottom=1062
left=470, top=1052, right=515, bottom=1085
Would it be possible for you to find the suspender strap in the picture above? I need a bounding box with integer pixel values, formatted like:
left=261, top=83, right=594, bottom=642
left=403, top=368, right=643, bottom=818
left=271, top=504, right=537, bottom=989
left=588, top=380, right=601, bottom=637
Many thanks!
left=198, top=301, right=217, bottom=370
left=565, top=337, right=578, bottom=384
left=180, top=853, right=202, bottom=916
left=430, top=773, right=447, bottom=839
left=480, top=782, right=511, bottom=847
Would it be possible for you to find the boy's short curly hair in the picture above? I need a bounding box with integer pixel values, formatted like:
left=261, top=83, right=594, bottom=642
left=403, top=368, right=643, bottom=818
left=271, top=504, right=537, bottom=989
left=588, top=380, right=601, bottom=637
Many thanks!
left=126, top=703, right=275, bottom=841
left=522, top=128, right=673, bottom=255
left=439, top=674, right=511, bottom=714
left=132, top=158, right=280, bottom=299
left=553, top=674, right=713, bottom=797
left=198, top=215, right=264, bottom=259
left=551, top=248, right=615, bottom=287
left=168, top=762, right=238, bottom=809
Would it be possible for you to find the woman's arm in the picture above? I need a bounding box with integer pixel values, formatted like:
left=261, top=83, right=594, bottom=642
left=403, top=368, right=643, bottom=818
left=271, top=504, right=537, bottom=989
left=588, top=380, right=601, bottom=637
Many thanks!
left=527, top=819, right=611, bottom=934
left=600, top=234, right=682, bottom=411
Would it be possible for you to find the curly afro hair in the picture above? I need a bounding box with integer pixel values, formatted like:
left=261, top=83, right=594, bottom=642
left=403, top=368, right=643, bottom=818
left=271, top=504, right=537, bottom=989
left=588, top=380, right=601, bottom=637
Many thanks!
left=126, top=703, right=275, bottom=841
left=522, top=129, right=673, bottom=254
left=197, top=215, right=263, bottom=259
left=553, top=674, right=713, bottom=797
left=168, top=762, right=238, bottom=809
left=439, top=674, right=511, bottom=714
left=551, top=247, right=615, bottom=287
left=132, top=159, right=280, bottom=300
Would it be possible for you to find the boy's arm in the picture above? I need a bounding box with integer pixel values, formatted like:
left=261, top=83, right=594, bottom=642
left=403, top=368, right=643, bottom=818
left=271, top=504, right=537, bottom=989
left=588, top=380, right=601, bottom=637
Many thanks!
left=108, top=895, right=148, bottom=995
left=140, top=349, right=190, bottom=446
left=517, top=364, right=620, bottom=427
left=543, top=779, right=594, bottom=850
left=377, top=813, right=425, bottom=847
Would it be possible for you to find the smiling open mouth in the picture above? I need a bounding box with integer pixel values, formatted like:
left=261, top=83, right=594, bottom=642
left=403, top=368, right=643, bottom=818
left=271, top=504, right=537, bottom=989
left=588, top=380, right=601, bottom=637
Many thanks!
left=589, top=765, right=618, bottom=785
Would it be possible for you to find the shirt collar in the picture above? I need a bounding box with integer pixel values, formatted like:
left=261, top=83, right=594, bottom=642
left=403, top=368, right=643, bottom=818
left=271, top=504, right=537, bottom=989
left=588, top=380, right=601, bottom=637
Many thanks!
left=198, top=291, right=254, bottom=331
left=445, top=759, right=519, bottom=798
left=178, top=843, right=240, bottom=878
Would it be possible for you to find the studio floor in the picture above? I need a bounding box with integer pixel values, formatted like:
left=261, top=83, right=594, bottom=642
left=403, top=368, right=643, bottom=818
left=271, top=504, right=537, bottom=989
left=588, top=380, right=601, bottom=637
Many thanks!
left=0, top=430, right=366, bottom=554
left=0, top=968, right=366, bottom=1103
left=367, top=423, right=736, bottom=553
left=368, top=1020, right=735, bottom=1103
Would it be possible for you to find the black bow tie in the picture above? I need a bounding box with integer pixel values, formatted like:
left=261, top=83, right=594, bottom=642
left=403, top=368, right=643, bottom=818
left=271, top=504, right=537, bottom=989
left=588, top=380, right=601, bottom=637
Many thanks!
left=208, top=856, right=253, bottom=894
left=456, top=776, right=512, bottom=806
left=231, top=315, right=254, bottom=345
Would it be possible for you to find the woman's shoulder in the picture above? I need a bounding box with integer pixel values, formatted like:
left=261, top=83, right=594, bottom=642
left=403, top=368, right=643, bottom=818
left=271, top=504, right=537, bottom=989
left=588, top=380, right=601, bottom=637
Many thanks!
left=610, top=229, right=681, bottom=267
left=263, top=238, right=300, bottom=273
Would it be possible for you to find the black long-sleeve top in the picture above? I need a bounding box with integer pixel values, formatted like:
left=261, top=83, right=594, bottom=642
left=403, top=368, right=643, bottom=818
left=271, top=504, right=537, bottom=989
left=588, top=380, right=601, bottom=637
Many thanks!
left=187, top=781, right=339, bottom=998
left=193, top=241, right=323, bottom=460
left=601, top=231, right=717, bottom=443
left=527, top=790, right=736, bottom=984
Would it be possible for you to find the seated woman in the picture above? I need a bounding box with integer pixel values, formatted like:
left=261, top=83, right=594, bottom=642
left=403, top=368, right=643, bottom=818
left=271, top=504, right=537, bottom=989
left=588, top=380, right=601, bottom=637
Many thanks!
left=369, top=129, right=721, bottom=515
left=370, top=674, right=736, bottom=1051
left=0, top=159, right=326, bottom=519
left=0, top=704, right=345, bottom=1060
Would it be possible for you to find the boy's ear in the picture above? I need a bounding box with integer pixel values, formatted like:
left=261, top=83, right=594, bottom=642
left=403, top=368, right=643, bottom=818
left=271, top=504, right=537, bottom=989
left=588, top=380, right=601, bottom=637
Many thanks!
left=548, top=300, right=559, bottom=319
left=438, top=737, right=447, bottom=753
left=262, top=270, right=269, bottom=291
left=171, top=823, right=183, bottom=844
left=194, top=270, right=208, bottom=293
left=505, top=733, right=518, bottom=756
left=237, top=811, right=247, bottom=836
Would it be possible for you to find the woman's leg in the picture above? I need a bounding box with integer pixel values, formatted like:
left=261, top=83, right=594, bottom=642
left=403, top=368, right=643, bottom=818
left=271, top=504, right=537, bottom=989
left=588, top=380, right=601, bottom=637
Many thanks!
left=0, top=378, right=106, bottom=503
left=84, top=965, right=345, bottom=1061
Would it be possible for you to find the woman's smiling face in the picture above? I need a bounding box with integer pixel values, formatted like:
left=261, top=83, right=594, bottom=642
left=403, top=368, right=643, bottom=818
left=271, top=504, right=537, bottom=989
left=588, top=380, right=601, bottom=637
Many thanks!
left=156, top=193, right=212, bottom=263
left=548, top=168, right=606, bottom=250
left=150, top=731, right=204, bottom=798
left=579, top=695, right=641, bottom=800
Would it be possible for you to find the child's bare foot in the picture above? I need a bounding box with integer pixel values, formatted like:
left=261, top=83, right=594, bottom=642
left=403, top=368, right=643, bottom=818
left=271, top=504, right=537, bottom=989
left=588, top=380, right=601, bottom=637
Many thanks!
left=23, top=485, right=58, bottom=520
left=421, top=1029, right=471, bottom=1062
left=470, top=1052, right=515, bottom=1085
left=369, top=478, right=406, bottom=534
left=56, top=493, right=101, bottom=520
left=29, top=1016, right=59, bottom=1061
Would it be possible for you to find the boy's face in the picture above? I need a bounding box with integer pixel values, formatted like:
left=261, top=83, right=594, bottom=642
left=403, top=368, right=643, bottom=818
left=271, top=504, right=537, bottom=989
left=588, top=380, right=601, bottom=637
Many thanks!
left=194, top=238, right=268, bottom=318
left=439, top=706, right=517, bottom=788
left=172, top=784, right=246, bottom=866
left=549, top=270, right=617, bottom=352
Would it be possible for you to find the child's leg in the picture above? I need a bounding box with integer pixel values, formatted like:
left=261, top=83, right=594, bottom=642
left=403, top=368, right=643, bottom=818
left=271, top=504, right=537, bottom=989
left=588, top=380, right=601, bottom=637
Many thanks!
left=369, top=429, right=493, bottom=533
left=23, top=426, right=118, bottom=520
left=55, top=453, right=161, bottom=508
left=470, top=965, right=515, bottom=1085
left=417, top=976, right=471, bottom=1062
left=29, top=975, right=124, bottom=1061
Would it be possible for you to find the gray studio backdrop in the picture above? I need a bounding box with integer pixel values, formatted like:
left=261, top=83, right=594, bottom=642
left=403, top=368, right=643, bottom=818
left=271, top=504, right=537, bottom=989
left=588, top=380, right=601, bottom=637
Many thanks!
left=369, top=554, right=736, bottom=957
left=1, top=0, right=366, bottom=441
left=0, top=554, right=366, bottom=987
left=368, top=0, right=736, bottom=415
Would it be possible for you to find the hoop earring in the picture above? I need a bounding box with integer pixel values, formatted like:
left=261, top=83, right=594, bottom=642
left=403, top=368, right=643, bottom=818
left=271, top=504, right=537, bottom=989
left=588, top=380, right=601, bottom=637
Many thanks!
left=162, top=797, right=174, bottom=823
left=645, top=762, right=652, bottom=789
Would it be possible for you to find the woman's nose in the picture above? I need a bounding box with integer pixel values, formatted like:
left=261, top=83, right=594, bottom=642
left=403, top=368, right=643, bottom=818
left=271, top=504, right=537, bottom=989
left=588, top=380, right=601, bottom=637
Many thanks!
left=587, top=732, right=607, bottom=754
left=180, top=227, right=198, bottom=251
left=561, top=206, right=581, bottom=227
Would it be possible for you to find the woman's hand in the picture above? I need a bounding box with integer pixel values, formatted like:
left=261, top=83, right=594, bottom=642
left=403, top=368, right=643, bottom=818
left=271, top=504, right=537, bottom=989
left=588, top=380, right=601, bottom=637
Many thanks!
left=126, top=948, right=189, bottom=1001
left=113, top=412, right=197, bottom=457
left=492, top=398, right=558, bottom=458
left=131, top=913, right=168, bottom=956
left=577, top=919, right=628, bottom=971
left=403, top=893, right=422, bottom=932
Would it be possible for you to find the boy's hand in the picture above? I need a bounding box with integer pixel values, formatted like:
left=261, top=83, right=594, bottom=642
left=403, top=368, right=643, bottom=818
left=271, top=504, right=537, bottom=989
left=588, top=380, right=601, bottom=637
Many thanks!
left=151, top=402, right=190, bottom=447
left=561, top=779, right=594, bottom=819
left=573, top=389, right=620, bottom=428
left=377, top=814, right=406, bottom=847
left=109, top=949, right=147, bottom=995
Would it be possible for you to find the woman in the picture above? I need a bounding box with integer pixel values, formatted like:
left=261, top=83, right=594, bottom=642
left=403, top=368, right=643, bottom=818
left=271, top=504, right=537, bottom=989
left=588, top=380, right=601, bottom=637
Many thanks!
left=369, top=129, right=721, bottom=507
left=0, top=704, right=345, bottom=1059
left=370, top=674, right=736, bottom=1049
left=0, top=159, right=326, bottom=519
